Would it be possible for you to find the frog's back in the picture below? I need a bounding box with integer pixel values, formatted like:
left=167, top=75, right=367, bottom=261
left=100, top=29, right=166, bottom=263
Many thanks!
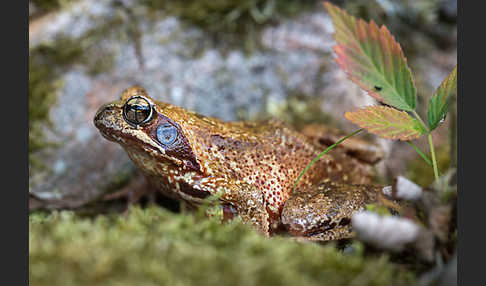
left=178, top=115, right=375, bottom=215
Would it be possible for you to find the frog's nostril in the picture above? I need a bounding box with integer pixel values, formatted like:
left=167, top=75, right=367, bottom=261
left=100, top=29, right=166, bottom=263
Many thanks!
left=94, top=107, right=105, bottom=123
left=94, top=112, right=105, bottom=130
left=94, top=103, right=116, bottom=129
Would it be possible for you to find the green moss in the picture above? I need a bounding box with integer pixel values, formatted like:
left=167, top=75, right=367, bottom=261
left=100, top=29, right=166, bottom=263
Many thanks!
left=30, top=206, right=414, bottom=286
left=30, top=0, right=79, bottom=18
left=29, top=58, right=57, bottom=156
left=406, top=144, right=450, bottom=187
left=365, top=204, right=392, bottom=216
left=142, top=0, right=317, bottom=49
left=29, top=36, right=87, bottom=167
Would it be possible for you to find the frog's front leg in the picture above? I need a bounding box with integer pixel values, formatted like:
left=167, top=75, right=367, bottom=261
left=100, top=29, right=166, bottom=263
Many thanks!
left=281, top=182, right=399, bottom=241
left=200, top=178, right=271, bottom=235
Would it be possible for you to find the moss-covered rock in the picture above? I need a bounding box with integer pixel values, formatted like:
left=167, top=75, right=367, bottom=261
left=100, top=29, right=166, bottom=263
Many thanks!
left=29, top=35, right=91, bottom=167
left=143, top=0, right=317, bottom=49
left=30, top=0, right=79, bottom=18
left=29, top=43, right=77, bottom=167
left=29, top=55, right=58, bottom=157
left=30, top=206, right=415, bottom=286
left=29, top=28, right=118, bottom=167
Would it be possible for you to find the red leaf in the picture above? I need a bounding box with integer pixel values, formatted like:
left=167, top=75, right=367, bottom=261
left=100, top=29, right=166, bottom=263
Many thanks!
left=325, top=2, right=417, bottom=111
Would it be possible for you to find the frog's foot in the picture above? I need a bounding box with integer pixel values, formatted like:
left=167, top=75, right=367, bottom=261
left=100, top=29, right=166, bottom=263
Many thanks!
left=281, top=182, right=396, bottom=241
left=300, top=124, right=384, bottom=164
left=292, top=226, right=355, bottom=242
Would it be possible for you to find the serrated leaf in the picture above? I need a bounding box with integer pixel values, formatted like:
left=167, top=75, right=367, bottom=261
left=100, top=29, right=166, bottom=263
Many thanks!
left=325, top=2, right=417, bottom=111
left=345, top=106, right=427, bottom=141
left=427, top=65, right=457, bottom=131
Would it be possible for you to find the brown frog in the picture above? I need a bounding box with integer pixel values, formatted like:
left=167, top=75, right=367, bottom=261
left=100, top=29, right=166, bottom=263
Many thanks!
left=94, top=86, right=397, bottom=240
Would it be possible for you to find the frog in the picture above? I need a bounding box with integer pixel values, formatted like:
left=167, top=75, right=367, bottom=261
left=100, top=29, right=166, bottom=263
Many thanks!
left=94, top=86, right=398, bottom=241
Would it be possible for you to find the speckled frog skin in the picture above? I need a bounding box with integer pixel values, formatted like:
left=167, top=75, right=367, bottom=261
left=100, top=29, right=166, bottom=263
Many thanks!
left=94, top=86, right=396, bottom=240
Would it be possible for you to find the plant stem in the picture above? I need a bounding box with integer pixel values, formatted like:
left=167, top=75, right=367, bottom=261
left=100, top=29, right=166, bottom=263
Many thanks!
left=428, top=133, right=439, bottom=182
left=292, top=128, right=363, bottom=193
left=411, top=110, right=440, bottom=182
left=406, top=141, right=432, bottom=166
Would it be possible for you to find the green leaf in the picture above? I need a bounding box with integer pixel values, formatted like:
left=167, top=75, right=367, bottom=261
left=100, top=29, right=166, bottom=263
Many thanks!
left=324, top=2, right=417, bottom=111
left=345, top=106, right=427, bottom=141
left=427, top=65, right=457, bottom=131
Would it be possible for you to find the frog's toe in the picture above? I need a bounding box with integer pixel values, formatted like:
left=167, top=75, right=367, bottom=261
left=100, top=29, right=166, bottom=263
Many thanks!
left=294, top=226, right=355, bottom=242
left=281, top=206, right=354, bottom=240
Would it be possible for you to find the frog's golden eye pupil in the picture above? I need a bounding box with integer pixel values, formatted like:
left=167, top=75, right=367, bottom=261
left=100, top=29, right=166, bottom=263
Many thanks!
left=123, top=96, right=153, bottom=126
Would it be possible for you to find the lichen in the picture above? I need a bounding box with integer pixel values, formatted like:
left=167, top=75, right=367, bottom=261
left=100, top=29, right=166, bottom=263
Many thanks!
left=30, top=206, right=415, bottom=286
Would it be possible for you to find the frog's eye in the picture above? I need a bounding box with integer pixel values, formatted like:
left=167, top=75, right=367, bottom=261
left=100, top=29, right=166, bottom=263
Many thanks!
left=156, top=123, right=178, bottom=146
left=123, top=96, right=153, bottom=126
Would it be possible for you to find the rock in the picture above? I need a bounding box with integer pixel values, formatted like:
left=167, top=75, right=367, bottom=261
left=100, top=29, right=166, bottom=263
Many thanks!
left=28, top=0, right=457, bottom=210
